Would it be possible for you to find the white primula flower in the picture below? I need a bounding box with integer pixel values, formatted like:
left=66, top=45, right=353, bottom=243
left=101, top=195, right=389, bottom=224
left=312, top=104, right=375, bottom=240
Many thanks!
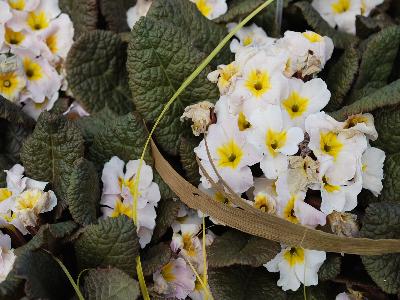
left=198, top=183, right=231, bottom=225
left=312, top=0, right=362, bottom=34
left=63, top=101, right=90, bottom=118
left=231, top=50, right=288, bottom=113
left=0, top=56, right=26, bottom=102
left=180, top=101, right=215, bottom=136
left=343, top=113, right=378, bottom=141
left=153, top=257, right=196, bottom=300
left=14, top=189, right=57, bottom=227
left=127, top=0, right=152, bottom=28
left=276, top=30, right=334, bottom=78
left=0, top=1, right=13, bottom=48
left=227, top=23, right=276, bottom=53
left=190, top=0, right=227, bottom=20
left=24, top=0, right=61, bottom=32
left=207, top=63, right=240, bottom=95
left=189, top=276, right=211, bottom=300
left=265, top=245, right=326, bottom=291
left=361, top=146, right=385, bottom=196
left=247, top=177, right=278, bottom=214
left=306, top=112, right=368, bottom=184
left=3, top=25, right=43, bottom=55
left=172, top=204, right=202, bottom=236
left=195, top=117, right=261, bottom=193
left=100, top=156, right=161, bottom=248
left=21, top=92, right=59, bottom=120
left=247, top=105, right=303, bottom=179
left=0, top=232, right=16, bottom=283
left=7, top=0, right=40, bottom=12
left=361, top=0, right=384, bottom=16
left=280, top=78, right=331, bottom=128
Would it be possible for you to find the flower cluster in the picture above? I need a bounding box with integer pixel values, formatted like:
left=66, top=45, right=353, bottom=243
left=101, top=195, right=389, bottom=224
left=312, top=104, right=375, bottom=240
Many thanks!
left=0, top=232, right=16, bottom=283
left=0, top=0, right=74, bottom=119
left=0, top=164, right=57, bottom=235
left=186, top=23, right=386, bottom=291
left=312, top=0, right=384, bottom=34
left=100, top=156, right=161, bottom=248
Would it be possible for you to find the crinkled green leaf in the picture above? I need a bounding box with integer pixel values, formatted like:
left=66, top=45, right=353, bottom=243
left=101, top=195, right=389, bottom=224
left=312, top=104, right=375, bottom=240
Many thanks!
left=66, top=30, right=134, bottom=114
left=146, top=0, right=231, bottom=65
left=66, top=158, right=99, bottom=226
left=141, top=243, right=173, bottom=276
left=295, top=1, right=358, bottom=49
left=2, top=123, right=32, bottom=164
left=0, top=97, right=35, bottom=128
left=88, top=112, right=152, bottom=168
left=371, top=106, right=400, bottom=154
left=127, top=18, right=219, bottom=155
left=0, top=270, right=24, bottom=300
left=377, top=153, right=400, bottom=203
left=356, top=15, right=381, bottom=38
left=330, top=79, right=400, bottom=120
left=152, top=198, right=181, bottom=242
left=83, top=268, right=140, bottom=300
left=99, top=0, right=134, bottom=33
left=208, top=230, right=280, bottom=268
left=14, top=250, right=72, bottom=299
left=325, top=47, right=359, bottom=111
left=74, top=216, right=140, bottom=276
left=215, top=0, right=264, bottom=23
left=59, top=0, right=98, bottom=38
left=20, top=112, right=84, bottom=210
left=348, top=26, right=400, bottom=103
left=209, top=266, right=286, bottom=300
left=179, top=136, right=201, bottom=185
left=153, top=171, right=176, bottom=200
left=318, top=255, right=341, bottom=281
left=361, top=202, right=400, bottom=294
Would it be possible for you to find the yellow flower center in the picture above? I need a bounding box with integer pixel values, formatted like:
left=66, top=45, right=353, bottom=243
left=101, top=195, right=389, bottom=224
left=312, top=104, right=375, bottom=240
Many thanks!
left=361, top=0, right=366, bottom=15
left=245, top=69, right=271, bottom=98
left=254, top=194, right=272, bottom=213
left=16, top=190, right=42, bottom=210
left=238, top=112, right=251, bottom=131
left=362, top=164, right=367, bottom=172
left=217, top=139, right=244, bottom=169
left=214, top=191, right=230, bottom=204
left=27, top=11, right=50, bottom=31
left=195, top=0, right=212, bottom=17
left=182, top=233, right=197, bottom=257
left=219, top=63, right=238, bottom=88
left=194, top=277, right=203, bottom=291
left=243, top=36, right=253, bottom=46
left=23, top=58, right=43, bottom=81
left=344, top=115, right=369, bottom=129
left=111, top=198, right=133, bottom=218
left=0, top=188, right=12, bottom=202
left=282, top=91, right=309, bottom=119
left=303, top=32, right=323, bottom=43
left=331, top=0, right=351, bottom=13
left=46, top=33, right=58, bottom=54
left=8, top=0, right=25, bottom=10
left=161, top=262, right=176, bottom=282
left=266, top=129, right=287, bottom=157
left=320, top=132, right=343, bottom=160
left=0, top=71, right=23, bottom=99
left=283, top=196, right=298, bottom=224
left=5, top=27, right=26, bottom=45
left=34, top=98, right=50, bottom=110
left=322, top=176, right=341, bottom=193
left=283, top=247, right=305, bottom=267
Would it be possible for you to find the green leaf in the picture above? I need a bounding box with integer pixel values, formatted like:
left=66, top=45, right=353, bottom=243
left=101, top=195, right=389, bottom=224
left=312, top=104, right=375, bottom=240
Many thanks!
left=88, top=112, right=152, bottom=168
left=348, top=26, right=400, bottom=103
left=152, top=198, right=181, bottom=242
left=20, top=112, right=84, bottom=209
left=66, top=30, right=134, bottom=114
left=1, top=123, right=32, bottom=164
left=208, top=230, right=280, bottom=268
left=99, top=0, right=133, bottom=33
left=371, top=106, right=400, bottom=154
left=295, top=1, right=359, bottom=49
left=377, top=153, right=400, bottom=203
left=66, top=158, right=99, bottom=225
left=153, top=171, right=176, bottom=200
left=356, top=15, right=381, bottom=38
left=325, top=47, right=359, bottom=111
left=74, top=216, right=140, bottom=276
left=14, top=250, right=73, bottom=299
left=127, top=18, right=219, bottom=154
left=361, top=202, right=400, bottom=294
left=330, top=79, right=400, bottom=120
left=0, top=97, right=35, bottom=128
left=59, top=0, right=98, bottom=38
left=209, top=266, right=286, bottom=300
left=179, top=136, right=201, bottom=185
left=318, top=255, right=341, bottom=281
left=141, top=243, right=173, bottom=276
left=215, top=0, right=264, bottom=23
left=83, top=268, right=140, bottom=300
left=0, top=270, right=24, bottom=300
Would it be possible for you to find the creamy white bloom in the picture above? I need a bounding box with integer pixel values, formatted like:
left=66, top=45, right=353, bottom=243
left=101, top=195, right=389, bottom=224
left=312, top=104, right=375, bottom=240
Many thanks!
left=0, top=232, right=16, bottom=283
left=100, top=156, right=161, bottom=248
left=3, top=25, right=44, bottom=55
left=63, top=101, right=90, bottom=118
left=247, top=177, right=278, bottom=214
left=227, top=23, right=276, bottom=53
left=0, top=1, right=13, bottom=48
left=127, top=0, right=152, bottom=28
left=361, top=146, right=385, bottom=196
left=247, top=105, right=303, bottom=179
left=7, top=0, right=40, bottom=12
left=195, top=117, right=261, bottom=193
left=189, top=277, right=211, bottom=300
left=180, top=101, right=215, bottom=136
left=343, top=113, right=378, bottom=141
left=198, top=183, right=231, bottom=225
left=280, top=78, right=331, bottom=128
left=312, top=0, right=362, bottom=34
left=276, top=30, right=334, bottom=78
left=0, top=55, right=26, bottom=102
left=153, top=257, right=196, bottom=299
left=207, top=63, right=240, bottom=95
left=190, top=0, right=227, bottom=20
left=265, top=245, right=326, bottom=291
left=172, top=204, right=202, bottom=236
